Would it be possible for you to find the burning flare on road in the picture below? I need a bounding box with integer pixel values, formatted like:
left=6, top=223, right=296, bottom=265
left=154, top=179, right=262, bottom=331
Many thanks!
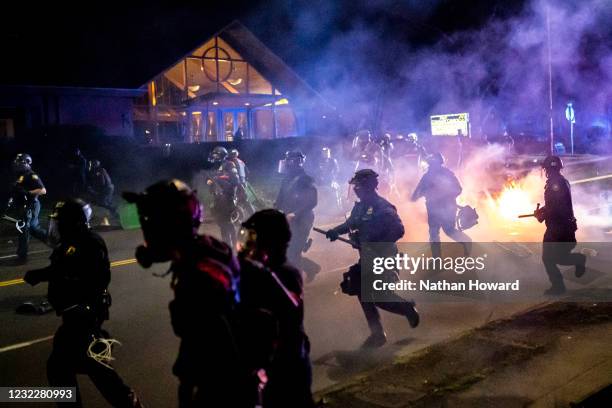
left=492, top=181, right=536, bottom=221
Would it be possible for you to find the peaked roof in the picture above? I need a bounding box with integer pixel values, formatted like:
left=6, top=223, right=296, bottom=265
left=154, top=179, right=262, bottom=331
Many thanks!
left=1, top=17, right=329, bottom=107
left=216, top=21, right=328, bottom=107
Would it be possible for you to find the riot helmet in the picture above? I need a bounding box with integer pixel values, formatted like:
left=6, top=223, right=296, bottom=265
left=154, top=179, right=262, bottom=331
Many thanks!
left=349, top=168, right=379, bottom=199
left=48, top=198, right=93, bottom=243
left=89, top=159, right=101, bottom=172
left=208, top=146, right=229, bottom=163
left=278, top=150, right=305, bottom=174
left=239, top=209, right=291, bottom=265
left=425, top=152, right=445, bottom=168
left=12, top=153, right=32, bottom=174
left=228, top=148, right=240, bottom=160
left=541, top=155, right=563, bottom=169
left=123, top=179, right=203, bottom=267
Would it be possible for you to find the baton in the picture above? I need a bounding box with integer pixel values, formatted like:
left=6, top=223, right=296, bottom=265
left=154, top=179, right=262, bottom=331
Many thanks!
left=313, top=227, right=356, bottom=246
left=518, top=203, right=540, bottom=219
left=2, top=215, right=26, bottom=233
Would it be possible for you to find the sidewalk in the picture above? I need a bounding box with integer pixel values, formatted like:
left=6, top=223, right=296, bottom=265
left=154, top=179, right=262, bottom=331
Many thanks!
left=316, top=298, right=612, bottom=407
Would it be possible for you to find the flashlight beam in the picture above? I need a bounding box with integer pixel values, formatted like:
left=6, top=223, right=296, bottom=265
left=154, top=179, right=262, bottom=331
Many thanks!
left=570, top=174, right=612, bottom=185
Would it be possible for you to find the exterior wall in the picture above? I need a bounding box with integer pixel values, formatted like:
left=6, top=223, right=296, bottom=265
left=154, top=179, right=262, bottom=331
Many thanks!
left=0, top=87, right=141, bottom=137
left=58, top=94, right=134, bottom=136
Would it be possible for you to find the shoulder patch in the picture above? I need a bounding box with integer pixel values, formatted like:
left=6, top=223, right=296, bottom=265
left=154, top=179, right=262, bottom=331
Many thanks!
left=32, top=174, right=39, bottom=180
left=17, top=176, right=24, bottom=183
left=367, top=206, right=374, bottom=215
left=65, top=246, right=77, bottom=256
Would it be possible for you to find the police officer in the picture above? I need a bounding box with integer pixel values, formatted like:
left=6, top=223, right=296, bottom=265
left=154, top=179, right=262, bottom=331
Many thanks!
left=228, top=148, right=256, bottom=215
left=317, top=147, right=341, bottom=209
left=208, top=146, right=241, bottom=248
left=68, top=147, right=88, bottom=195
left=352, top=130, right=382, bottom=172
left=275, top=150, right=318, bottom=271
left=318, top=147, right=340, bottom=186
left=534, top=156, right=586, bottom=295
left=6, top=153, right=48, bottom=263
left=238, top=210, right=314, bottom=408
left=326, top=169, right=419, bottom=348
left=379, top=133, right=394, bottom=174
left=411, top=153, right=472, bottom=258
left=124, top=180, right=249, bottom=407
left=23, top=199, right=142, bottom=408
left=87, top=159, right=118, bottom=217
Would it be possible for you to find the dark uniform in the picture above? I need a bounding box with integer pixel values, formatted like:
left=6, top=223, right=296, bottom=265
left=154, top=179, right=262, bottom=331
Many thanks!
left=125, top=180, right=249, bottom=407
left=536, top=156, right=586, bottom=294
left=411, top=153, right=471, bottom=257
left=275, top=152, right=318, bottom=268
left=209, top=147, right=241, bottom=248
left=87, top=160, right=117, bottom=215
left=318, top=148, right=340, bottom=187
left=327, top=170, right=419, bottom=348
left=9, top=159, right=48, bottom=260
left=169, top=235, right=248, bottom=407
left=238, top=210, right=314, bottom=408
left=68, top=148, right=88, bottom=195
left=24, top=199, right=140, bottom=408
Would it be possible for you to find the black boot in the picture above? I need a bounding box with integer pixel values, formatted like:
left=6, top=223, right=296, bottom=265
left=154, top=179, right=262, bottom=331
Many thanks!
left=361, top=331, right=387, bottom=349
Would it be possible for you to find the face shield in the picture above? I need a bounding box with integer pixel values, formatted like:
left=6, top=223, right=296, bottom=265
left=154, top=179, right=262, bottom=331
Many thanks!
left=12, top=161, right=30, bottom=174
left=277, top=159, right=288, bottom=174
left=237, top=227, right=258, bottom=256
left=47, top=217, right=61, bottom=247
left=47, top=202, right=92, bottom=245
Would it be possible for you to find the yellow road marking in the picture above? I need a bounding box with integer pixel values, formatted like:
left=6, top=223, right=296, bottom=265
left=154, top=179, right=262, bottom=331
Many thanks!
left=111, top=259, right=138, bottom=267
left=0, top=278, right=24, bottom=287
left=0, top=259, right=137, bottom=288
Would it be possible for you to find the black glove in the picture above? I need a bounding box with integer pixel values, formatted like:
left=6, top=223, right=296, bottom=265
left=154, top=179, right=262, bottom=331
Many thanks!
left=534, top=207, right=546, bottom=223
left=24, top=270, right=41, bottom=286
left=325, top=229, right=339, bottom=241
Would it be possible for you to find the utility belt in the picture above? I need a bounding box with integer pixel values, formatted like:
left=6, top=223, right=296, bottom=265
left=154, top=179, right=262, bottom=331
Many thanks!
left=60, top=290, right=112, bottom=322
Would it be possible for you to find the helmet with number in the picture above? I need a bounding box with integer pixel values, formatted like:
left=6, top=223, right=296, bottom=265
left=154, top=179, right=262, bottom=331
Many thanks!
left=208, top=146, right=228, bottom=163
left=123, top=179, right=203, bottom=267
left=541, top=155, right=563, bottom=171
left=228, top=148, right=240, bottom=160
left=48, top=198, right=93, bottom=242
left=278, top=150, right=305, bottom=174
left=425, top=152, right=445, bottom=167
left=13, top=153, right=32, bottom=174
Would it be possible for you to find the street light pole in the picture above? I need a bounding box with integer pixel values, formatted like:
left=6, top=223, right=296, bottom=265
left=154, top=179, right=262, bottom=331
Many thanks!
left=546, top=4, right=555, bottom=155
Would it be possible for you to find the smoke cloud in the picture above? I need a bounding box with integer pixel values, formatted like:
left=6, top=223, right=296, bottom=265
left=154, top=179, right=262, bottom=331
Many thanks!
left=248, top=0, right=612, bottom=144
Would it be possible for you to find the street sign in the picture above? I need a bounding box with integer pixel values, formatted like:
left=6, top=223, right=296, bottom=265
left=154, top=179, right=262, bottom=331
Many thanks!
left=565, top=103, right=575, bottom=123
left=565, top=102, right=575, bottom=155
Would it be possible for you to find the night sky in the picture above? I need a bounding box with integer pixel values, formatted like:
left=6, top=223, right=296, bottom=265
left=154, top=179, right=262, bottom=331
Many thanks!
left=0, top=0, right=527, bottom=89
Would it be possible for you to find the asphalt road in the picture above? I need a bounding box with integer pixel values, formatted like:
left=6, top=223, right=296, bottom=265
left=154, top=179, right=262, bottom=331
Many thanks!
left=0, top=216, right=608, bottom=407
